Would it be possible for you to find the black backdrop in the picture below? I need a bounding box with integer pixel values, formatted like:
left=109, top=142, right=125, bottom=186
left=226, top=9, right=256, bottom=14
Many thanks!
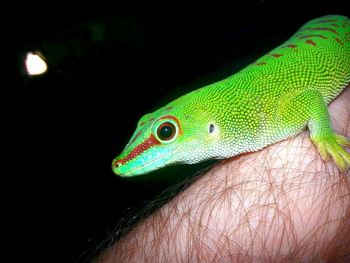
left=6, top=2, right=350, bottom=262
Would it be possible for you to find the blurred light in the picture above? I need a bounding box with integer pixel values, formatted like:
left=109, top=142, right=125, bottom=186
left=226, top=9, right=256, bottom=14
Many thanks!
left=25, top=51, right=48, bottom=76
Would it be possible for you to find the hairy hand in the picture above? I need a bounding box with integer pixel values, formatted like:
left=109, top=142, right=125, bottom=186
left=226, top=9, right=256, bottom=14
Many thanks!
left=98, top=87, right=350, bottom=263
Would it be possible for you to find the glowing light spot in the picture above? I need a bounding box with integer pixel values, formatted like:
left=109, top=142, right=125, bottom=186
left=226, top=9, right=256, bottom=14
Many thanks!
left=25, top=51, right=48, bottom=76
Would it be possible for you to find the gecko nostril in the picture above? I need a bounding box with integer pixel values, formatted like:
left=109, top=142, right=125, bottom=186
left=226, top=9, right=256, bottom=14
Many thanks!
left=113, top=161, right=122, bottom=169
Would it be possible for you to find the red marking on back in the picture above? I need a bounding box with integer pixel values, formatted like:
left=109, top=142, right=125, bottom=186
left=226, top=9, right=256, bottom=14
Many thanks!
left=159, top=115, right=183, bottom=135
left=299, top=34, right=328, bottom=39
left=316, top=19, right=338, bottom=23
left=306, top=39, right=316, bottom=46
left=270, top=54, right=283, bottom=58
left=285, top=44, right=297, bottom=48
left=331, top=23, right=340, bottom=28
left=115, top=134, right=160, bottom=165
left=310, top=27, right=339, bottom=35
left=256, top=62, right=267, bottom=66
left=334, top=37, right=344, bottom=46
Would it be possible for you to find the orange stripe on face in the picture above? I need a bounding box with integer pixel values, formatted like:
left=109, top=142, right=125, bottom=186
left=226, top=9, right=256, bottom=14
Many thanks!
left=115, top=134, right=160, bottom=165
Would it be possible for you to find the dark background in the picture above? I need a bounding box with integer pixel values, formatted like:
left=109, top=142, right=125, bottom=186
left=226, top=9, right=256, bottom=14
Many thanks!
left=6, top=2, right=350, bottom=262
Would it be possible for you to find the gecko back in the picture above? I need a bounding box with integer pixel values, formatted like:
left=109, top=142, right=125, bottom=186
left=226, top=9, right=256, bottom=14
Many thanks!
left=233, top=15, right=350, bottom=104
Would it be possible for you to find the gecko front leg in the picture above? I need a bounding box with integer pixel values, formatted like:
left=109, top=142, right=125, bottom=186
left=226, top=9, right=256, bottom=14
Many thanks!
left=278, top=89, right=350, bottom=172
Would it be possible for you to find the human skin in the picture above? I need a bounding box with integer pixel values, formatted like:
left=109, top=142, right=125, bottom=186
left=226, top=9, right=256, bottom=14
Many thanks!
left=97, top=86, right=350, bottom=263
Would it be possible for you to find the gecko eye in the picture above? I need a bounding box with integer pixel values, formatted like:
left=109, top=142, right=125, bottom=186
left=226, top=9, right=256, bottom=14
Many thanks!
left=156, top=122, right=177, bottom=142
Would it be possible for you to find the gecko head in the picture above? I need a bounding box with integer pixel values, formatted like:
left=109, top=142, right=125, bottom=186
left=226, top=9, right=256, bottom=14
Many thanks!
left=112, top=103, right=221, bottom=177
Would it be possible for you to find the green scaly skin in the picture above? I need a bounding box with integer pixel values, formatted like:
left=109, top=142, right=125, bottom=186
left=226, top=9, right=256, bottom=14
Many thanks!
left=112, top=15, right=350, bottom=177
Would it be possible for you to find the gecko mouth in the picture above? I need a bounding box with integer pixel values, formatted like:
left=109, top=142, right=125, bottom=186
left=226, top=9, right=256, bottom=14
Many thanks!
left=112, top=146, right=179, bottom=177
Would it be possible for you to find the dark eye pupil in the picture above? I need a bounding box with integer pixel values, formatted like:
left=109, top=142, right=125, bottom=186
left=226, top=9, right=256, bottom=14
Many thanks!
left=160, top=126, right=172, bottom=138
left=157, top=122, right=176, bottom=141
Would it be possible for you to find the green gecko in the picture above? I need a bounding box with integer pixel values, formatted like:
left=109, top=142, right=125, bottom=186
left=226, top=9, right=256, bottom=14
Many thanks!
left=112, top=15, right=350, bottom=177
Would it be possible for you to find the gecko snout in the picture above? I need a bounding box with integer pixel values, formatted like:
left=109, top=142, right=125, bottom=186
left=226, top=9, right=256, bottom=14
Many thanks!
left=112, top=160, right=123, bottom=174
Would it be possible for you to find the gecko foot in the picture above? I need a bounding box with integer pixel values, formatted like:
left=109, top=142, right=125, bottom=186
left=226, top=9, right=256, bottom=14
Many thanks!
left=311, top=134, right=350, bottom=173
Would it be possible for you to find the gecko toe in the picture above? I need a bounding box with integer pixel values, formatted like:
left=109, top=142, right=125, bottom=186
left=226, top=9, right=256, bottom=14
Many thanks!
left=312, top=134, right=350, bottom=173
